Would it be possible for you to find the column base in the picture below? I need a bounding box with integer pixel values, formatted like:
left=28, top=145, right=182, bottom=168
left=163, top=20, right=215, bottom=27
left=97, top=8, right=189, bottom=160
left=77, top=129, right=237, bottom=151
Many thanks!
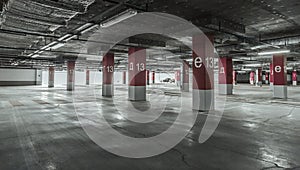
left=218, top=84, right=233, bottom=95
left=67, top=83, right=74, bottom=91
left=256, top=81, right=262, bottom=87
left=182, top=83, right=189, bottom=92
left=293, top=81, right=297, bottom=86
left=48, top=81, right=54, bottom=88
left=102, top=84, right=114, bottom=97
left=192, top=89, right=214, bottom=111
left=270, top=83, right=274, bottom=91
left=86, top=82, right=90, bottom=86
left=129, top=86, right=146, bottom=101
left=176, top=81, right=181, bottom=87
left=273, top=85, right=287, bottom=99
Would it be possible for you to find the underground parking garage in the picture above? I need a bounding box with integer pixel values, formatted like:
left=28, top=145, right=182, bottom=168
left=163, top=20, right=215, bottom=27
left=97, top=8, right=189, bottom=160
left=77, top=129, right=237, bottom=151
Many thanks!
left=0, top=0, right=300, bottom=169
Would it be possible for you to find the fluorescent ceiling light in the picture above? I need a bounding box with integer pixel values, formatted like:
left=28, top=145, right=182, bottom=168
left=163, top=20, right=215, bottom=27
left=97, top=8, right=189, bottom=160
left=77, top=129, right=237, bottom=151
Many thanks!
left=258, top=50, right=290, bottom=55
left=41, top=41, right=57, bottom=50
left=51, top=43, right=65, bottom=50
left=58, top=34, right=72, bottom=41
left=76, top=23, right=94, bottom=32
left=32, top=54, right=39, bottom=58
left=80, top=24, right=99, bottom=34
left=64, top=35, right=77, bottom=42
left=251, top=44, right=280, bottom=50
left=100, top=9, right=137, bottom=28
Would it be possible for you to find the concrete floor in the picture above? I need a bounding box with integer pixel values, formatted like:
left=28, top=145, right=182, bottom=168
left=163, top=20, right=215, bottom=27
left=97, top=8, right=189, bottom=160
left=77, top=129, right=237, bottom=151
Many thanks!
left=0, top=84, right=299, bottom=170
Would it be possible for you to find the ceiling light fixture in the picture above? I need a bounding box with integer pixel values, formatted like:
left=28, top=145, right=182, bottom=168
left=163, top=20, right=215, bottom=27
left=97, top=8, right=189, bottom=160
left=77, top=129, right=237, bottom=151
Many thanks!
left=76, top=23, right=94, bottom=32
left=80, top=24, right=99, bottom=34
left=50, top=43, right=65, bottom=50
left=258, top=49, right=290, bottom=55
left=100, top=9, right=137, bottom=28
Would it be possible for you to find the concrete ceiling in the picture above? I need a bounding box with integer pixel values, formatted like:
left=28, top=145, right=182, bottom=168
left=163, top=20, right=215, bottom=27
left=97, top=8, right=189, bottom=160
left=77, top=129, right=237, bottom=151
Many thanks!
left=0, top=0, right=299, bottom=72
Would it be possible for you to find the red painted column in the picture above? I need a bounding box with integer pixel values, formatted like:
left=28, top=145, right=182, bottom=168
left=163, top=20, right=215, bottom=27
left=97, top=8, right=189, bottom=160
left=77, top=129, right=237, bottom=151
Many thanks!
left=123, top=71, right=126, bottom=85
left=233, top=71, right=237, bottom=85
left=146, top=70, right=150, bottom=85
left=86, top=69, right=90, bottom=85
left=48, top=66, right=55, bottom=88
left=192, top=34, right=214, bottom=111
left=256, top=68, right=262, bottom=87
left=292, top=70, right=297, bottom=86
left=273, top=55, right=287, bottom=99
left=265, top=72, right=269, bottom=85
left=182, top=60, right=189, bottom=92
left=270, top=63, right=274, bottom=90
left=250, top=71, right=255, bottom=85
left=219, top=57, right=233, bottom=95
left=175, top=70, right=181, bottom=87
left=128, top=47, right=146, bottom=101
left=152, top=71, right=155, bottom=84
left=67, top=60, right=75, bottom=91
left=102, top=53, right=114, bottom=97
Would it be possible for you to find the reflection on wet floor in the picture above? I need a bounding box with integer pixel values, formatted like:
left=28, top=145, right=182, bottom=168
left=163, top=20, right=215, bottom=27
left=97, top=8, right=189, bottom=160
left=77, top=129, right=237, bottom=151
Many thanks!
left=0, top=84, right=299, bottom=170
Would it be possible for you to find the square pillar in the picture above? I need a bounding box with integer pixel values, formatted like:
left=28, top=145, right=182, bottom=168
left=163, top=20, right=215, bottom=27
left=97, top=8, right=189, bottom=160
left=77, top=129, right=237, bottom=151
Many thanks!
left=250, top=71, right=255, bottom=85
left=292, top=70, right=297, bottom=86
left=181, top=60, right=189, bottom=92
left=152, top=71, right=155, bottom=84
left=219, top=57, right=233, bottom=95
left=146, top=70, right=150, bottom=85
left=270, top=63, right=274, bottom=90
left=86, top=69, right=90, bottom=85
left=256, top=68, right=262, bottom=87
left=175, top=70, right=181, bottom=87
left=123, top=71, right=127, bottom=85
left=265, top=72, right=269, bottom=85
left=102, top=53, right=114, bottom=97
left=273, top=55, right=287, bottom=99
left=128, top=48, right=146, bottom=101
left=192, top=34, right=214, bottom=111
left=233, top=71, right=237, bottom=85
left=48, top=66, right=55, bottom=88
left=67, top=61, right=75, bottom=91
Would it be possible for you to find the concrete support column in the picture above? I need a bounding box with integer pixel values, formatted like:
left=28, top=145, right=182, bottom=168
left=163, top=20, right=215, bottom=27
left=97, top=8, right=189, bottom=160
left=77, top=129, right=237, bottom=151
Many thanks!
left=233, top=70, right=237, bottom=85
left=128, top=48, right=146, bottom=101
left=270, top=63, right=274, bottom=90
left=181, top=60, right=189, bottom=92
left=192, top=34, right=214, bottom=111
left=265, top=72, right=269, bottom=85
left=146, top=70, right=150, bottom=85
left=219, top=57, right=233, bottom=95
left=292, top=70, right=297, bottom=86
left=250, top=71, right=255, bottom=85
left=175, top=70, right=181, bottom=87
left=256, top=68, right=262, bottom=87
left=152, top=71, right=155, bottom=84
left=102, top=53, right=114, bottom=97
left=48, top=66, right=55, bottom=88
left=86, top=69, right=90, bottom=85
left=123, top=71, right=126, bottom=85
left=273, top=55, right=287, bottom=99
left=67, top=61, right=75, bottom=91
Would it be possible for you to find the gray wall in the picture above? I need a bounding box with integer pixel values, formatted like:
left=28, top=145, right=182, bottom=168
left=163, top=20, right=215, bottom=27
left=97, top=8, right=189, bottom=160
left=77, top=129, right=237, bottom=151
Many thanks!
left=0, top=68, right=42, bottom=86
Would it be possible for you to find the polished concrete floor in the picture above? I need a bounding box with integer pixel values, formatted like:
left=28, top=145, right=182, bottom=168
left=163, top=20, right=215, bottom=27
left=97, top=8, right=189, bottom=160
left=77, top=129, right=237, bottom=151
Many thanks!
left=0, top=84, right=299, bottom=170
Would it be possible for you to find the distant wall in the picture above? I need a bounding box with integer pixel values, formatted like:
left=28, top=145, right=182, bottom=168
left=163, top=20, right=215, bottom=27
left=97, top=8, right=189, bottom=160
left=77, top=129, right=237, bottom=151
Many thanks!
left=42, top=71, right=175, bottom=86
left=0, top=68, right=42, bottom=86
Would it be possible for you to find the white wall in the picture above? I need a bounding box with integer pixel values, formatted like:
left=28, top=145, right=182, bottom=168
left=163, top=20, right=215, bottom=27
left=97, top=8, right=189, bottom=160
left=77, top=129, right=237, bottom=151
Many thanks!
left=0, top=68, right=42, bottom=86
left=42, top=71, right=178, bottom=86
left=42, top=71, right=125, bottom=86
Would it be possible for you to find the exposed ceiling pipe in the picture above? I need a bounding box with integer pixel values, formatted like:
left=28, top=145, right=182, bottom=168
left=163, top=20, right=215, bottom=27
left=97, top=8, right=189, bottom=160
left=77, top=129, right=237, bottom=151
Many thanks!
left=264, top=36, right=300, bottom=46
